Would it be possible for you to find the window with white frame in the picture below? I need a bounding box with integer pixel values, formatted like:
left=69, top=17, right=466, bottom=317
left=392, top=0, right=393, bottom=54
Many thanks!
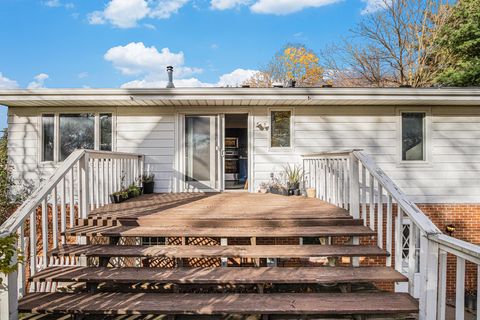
left=401, top=112, right=426, bottom=161
left=41, top=113, right=113, bottom=162
left=270, top=109, right=292, bottom=148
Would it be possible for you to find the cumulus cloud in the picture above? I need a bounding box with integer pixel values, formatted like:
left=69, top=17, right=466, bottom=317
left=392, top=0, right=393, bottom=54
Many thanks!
left=121, top=68, right=259, bottom=88
left=210, top=0, right=251, bottom=10
left=88, top=0, right=189, bottom=28
left=250, top=0, right=340, bottom=14
left=27, top=73, right=49, bottom=89
left=361, top=0, right=388, bottom=14
left=104, top=42, right=201, bottom=77
left=0, top=73, right=19, bottom=89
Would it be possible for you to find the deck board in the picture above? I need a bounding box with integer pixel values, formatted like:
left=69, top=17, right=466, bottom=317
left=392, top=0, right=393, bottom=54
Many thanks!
left=64, top=225, right=375, bottom=238
left=51, top=244, right=389, bottom=259
left=19, top=292, right=418, bottom=315
left=30, top=266, right=407, bottom=284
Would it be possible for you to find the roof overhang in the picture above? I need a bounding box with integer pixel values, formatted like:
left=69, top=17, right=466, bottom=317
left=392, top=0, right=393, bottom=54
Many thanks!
left=0, top=87, right=479, bottom=107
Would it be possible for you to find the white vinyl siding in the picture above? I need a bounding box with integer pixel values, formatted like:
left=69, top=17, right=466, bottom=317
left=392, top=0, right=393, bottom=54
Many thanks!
left=115, top=107, right=176, bottom=193
left=7, top=104, right=480, bottom=204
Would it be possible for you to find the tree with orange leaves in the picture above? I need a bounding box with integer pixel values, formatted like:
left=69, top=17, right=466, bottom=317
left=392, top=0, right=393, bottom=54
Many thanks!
left=244, top=44, right=325, bottom=87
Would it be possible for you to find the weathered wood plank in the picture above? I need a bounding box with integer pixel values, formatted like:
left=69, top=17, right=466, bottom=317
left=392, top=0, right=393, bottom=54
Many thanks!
left=30, top=266, right=408, bottom=284
left=63, top=225, right=375, bottom=238
left=51, top=244, right=389, bottom=259
left=19, top=292, right=418, bottom=315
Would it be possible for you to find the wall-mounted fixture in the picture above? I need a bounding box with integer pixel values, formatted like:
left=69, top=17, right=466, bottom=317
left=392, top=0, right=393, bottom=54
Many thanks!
left=445, top=224, right=456, bottom=236
left=256, top=122, right=269, bottom=131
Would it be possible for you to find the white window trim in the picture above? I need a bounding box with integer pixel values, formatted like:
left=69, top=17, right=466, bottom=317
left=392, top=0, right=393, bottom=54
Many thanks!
left=396, top=107, right=432, bottom=167
left=268, top=107, right=294, bottom=152
left=38, top=109, right=116, bottom=164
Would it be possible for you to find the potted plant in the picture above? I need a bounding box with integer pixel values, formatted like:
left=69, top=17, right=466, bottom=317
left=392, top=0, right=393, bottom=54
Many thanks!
left=142, top=173, right=155, bottom=194
left=465, top=289, right=477, bottom=311
left=109, top=189, right=128, bottom=203
left=258, top=182, right=269, bottom=194
left=128, top=184, right=142, bottom=198
left=269, top=181, right=288, bottom=196
left=283, top=164, right=303, bottom=196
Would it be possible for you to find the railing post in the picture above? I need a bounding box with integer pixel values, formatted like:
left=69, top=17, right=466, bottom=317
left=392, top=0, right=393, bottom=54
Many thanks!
left=423, top=237, right=439, bottom=320
left=80, top=153, right=90, bottom=219
left=348, top=154, right=360, bottom=219
left=0, top=250, right=19, bottom=320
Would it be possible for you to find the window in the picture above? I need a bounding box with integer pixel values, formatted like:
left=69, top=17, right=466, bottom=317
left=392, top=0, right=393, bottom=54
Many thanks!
left=401, top=112, right=425, bottom=161
left=59, top=114, right=95, bottom=161
left=41, top=112, right=113, bottom=162
left=42, top=115, right=54, bottom=161
left=270, top=110, right=292, bottom=148
left=100, top=114, right=113, bottom=151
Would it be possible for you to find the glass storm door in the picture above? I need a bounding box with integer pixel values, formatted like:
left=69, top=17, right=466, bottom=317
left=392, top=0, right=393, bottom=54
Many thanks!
left=185, top=115, right=222, bottom=191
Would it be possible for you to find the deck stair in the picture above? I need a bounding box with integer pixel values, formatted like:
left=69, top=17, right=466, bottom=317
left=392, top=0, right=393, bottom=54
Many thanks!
left=19, top=193, right=418, bottom=319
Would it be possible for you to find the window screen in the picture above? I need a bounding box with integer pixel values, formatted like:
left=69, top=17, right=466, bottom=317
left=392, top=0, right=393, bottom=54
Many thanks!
left=42, top=115, right=54, bottom=161
left=402, top=112, right=425, bottom=161
left=271, top=110, right=291, bottom=148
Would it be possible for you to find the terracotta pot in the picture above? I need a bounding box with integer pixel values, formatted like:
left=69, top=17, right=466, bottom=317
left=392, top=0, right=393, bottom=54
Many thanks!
left=306, top=188, right=316, bottom=198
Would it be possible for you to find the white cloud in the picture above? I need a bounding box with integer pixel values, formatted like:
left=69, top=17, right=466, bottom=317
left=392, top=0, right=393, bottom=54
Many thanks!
left=88, top=0, right=189, bottom=28
left=104, top=42, right=200, bottom=77
left=210, top=0, right=251, bottom=10
left=78, top=72, right=89, bottom=79
left=217, top=68, right=258, bottom=86
left=149, top=0, right=189, bottom=19
left=121, top=68, right=259, bottom=88
left=250, top=0, right=340, bottom=14
left=0, top=73, right=19, bottom=89
left=43, top=0, right=74, bottom=9
left=361, top=0, right=387, bottom=14
left=27, top=73, right=49, bottom=89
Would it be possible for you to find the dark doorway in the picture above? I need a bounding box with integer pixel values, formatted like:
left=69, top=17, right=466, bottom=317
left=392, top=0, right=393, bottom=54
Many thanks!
left=224, top=114, right=248, bottom=190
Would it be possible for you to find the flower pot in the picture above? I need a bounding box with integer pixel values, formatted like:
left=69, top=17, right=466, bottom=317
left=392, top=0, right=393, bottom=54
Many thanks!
left=143, top=181, right=155, bottom=194
left=259, top=188, right=268, bottom=194
left=287, top=182, right=300, bottom=190
left=306, top=188, right=316, bottom=198
left=109, top=194, right=125, bottom=204
left=294, top=189, right=301, bottom=196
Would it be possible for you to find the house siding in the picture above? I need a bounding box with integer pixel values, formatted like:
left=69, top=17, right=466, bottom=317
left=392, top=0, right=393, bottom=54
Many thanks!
left=7, top=104, right=480, bottom=203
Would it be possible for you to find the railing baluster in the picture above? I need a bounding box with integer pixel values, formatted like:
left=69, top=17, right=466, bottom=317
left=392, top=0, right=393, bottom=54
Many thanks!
left=395, top=206, right=404, bottom=273
left=369, top=174, right=375, bottom=230
left=377, top=184, right=383, bottom=248
left=437, top=250, right=447, bottom=320
left=386, top=194, right=392, bottom=266
left=51, top=187, right=58, bottom=250
left=456, top=256, right=465, bottom=320
left=29, top=209, right=37, bottom=293
left=41, top=198, right=48, bottom=269
left=408, top=223, right=417, bottom=296
left=17, top=225, right=25, bottom=298
left=69, top=168, right=74, bottom=228
left=60, top=177, right=66, bottom=245
left=95, top=158, right=100, bottom=209
left=361, top=165, right=367, bottom=226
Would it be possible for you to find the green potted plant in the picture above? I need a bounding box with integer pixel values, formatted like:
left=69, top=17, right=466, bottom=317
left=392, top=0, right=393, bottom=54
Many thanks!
left=142, top=173, right=155, bottom=194
left=110, top=189, right=128, bottom=203
left=283, top=164, right=303, bottom=196
left=128, top=183, right=142, bottom=198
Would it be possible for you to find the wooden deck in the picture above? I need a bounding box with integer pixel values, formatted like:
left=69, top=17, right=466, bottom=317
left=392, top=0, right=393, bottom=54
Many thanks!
left=20, top=192, right=419, bottom=318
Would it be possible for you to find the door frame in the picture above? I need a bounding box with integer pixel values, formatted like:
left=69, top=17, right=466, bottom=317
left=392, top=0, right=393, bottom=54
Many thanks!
left=174, top=110, right=253, bottom=193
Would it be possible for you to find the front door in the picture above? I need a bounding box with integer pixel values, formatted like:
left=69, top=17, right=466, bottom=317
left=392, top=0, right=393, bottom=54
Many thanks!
left=184, top=115, right=223, bottom=191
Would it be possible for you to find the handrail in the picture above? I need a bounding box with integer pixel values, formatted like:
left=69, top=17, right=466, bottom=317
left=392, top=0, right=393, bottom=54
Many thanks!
left=0, top=150, right=85, bottom=238
left=302, top=149, right=480, bottom=320
left=0, top=150, right=144, bottom=238
left=353, top=151, right=441, bottom=235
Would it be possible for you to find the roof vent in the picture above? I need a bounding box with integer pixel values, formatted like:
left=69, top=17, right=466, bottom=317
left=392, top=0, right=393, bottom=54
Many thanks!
left=166, top=66, right=175, bottom=88
left=272, top=82, right=284, bottom=88
left=322, top=84, right=333, bottom=88
left=399, top=84, right=411, bottom=88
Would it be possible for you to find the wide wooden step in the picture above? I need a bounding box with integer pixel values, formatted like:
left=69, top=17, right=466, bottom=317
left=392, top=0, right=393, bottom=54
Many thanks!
left=19, top=292, right=418, bottom=315
left=30, top=266, right=407, bottom=284
left=51, top=244, right=389, bottom=259
left=63, top=225, right=375, bottom=238
left=77, top=217, right=362, bottom=227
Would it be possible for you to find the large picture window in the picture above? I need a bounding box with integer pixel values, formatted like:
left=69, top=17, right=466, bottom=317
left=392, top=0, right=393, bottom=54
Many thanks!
left=401, top=112, right=425, bottom=161
left=270, top=110, right=292, bottom=148
left=41, top=112, right=113, bottom=162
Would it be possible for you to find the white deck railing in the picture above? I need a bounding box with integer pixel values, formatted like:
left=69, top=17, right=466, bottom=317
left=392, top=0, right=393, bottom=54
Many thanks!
left=0, top=149, right=144, bottom=320
left=303, top=150, right=480, bottom=320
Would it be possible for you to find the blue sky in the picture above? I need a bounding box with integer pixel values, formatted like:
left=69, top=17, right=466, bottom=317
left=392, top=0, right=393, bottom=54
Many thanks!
left=0, top=0, right=381, bottom=128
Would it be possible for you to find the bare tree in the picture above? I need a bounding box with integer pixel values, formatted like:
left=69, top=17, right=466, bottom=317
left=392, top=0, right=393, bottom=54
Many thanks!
left=322, top=0, right=452, bottom=87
